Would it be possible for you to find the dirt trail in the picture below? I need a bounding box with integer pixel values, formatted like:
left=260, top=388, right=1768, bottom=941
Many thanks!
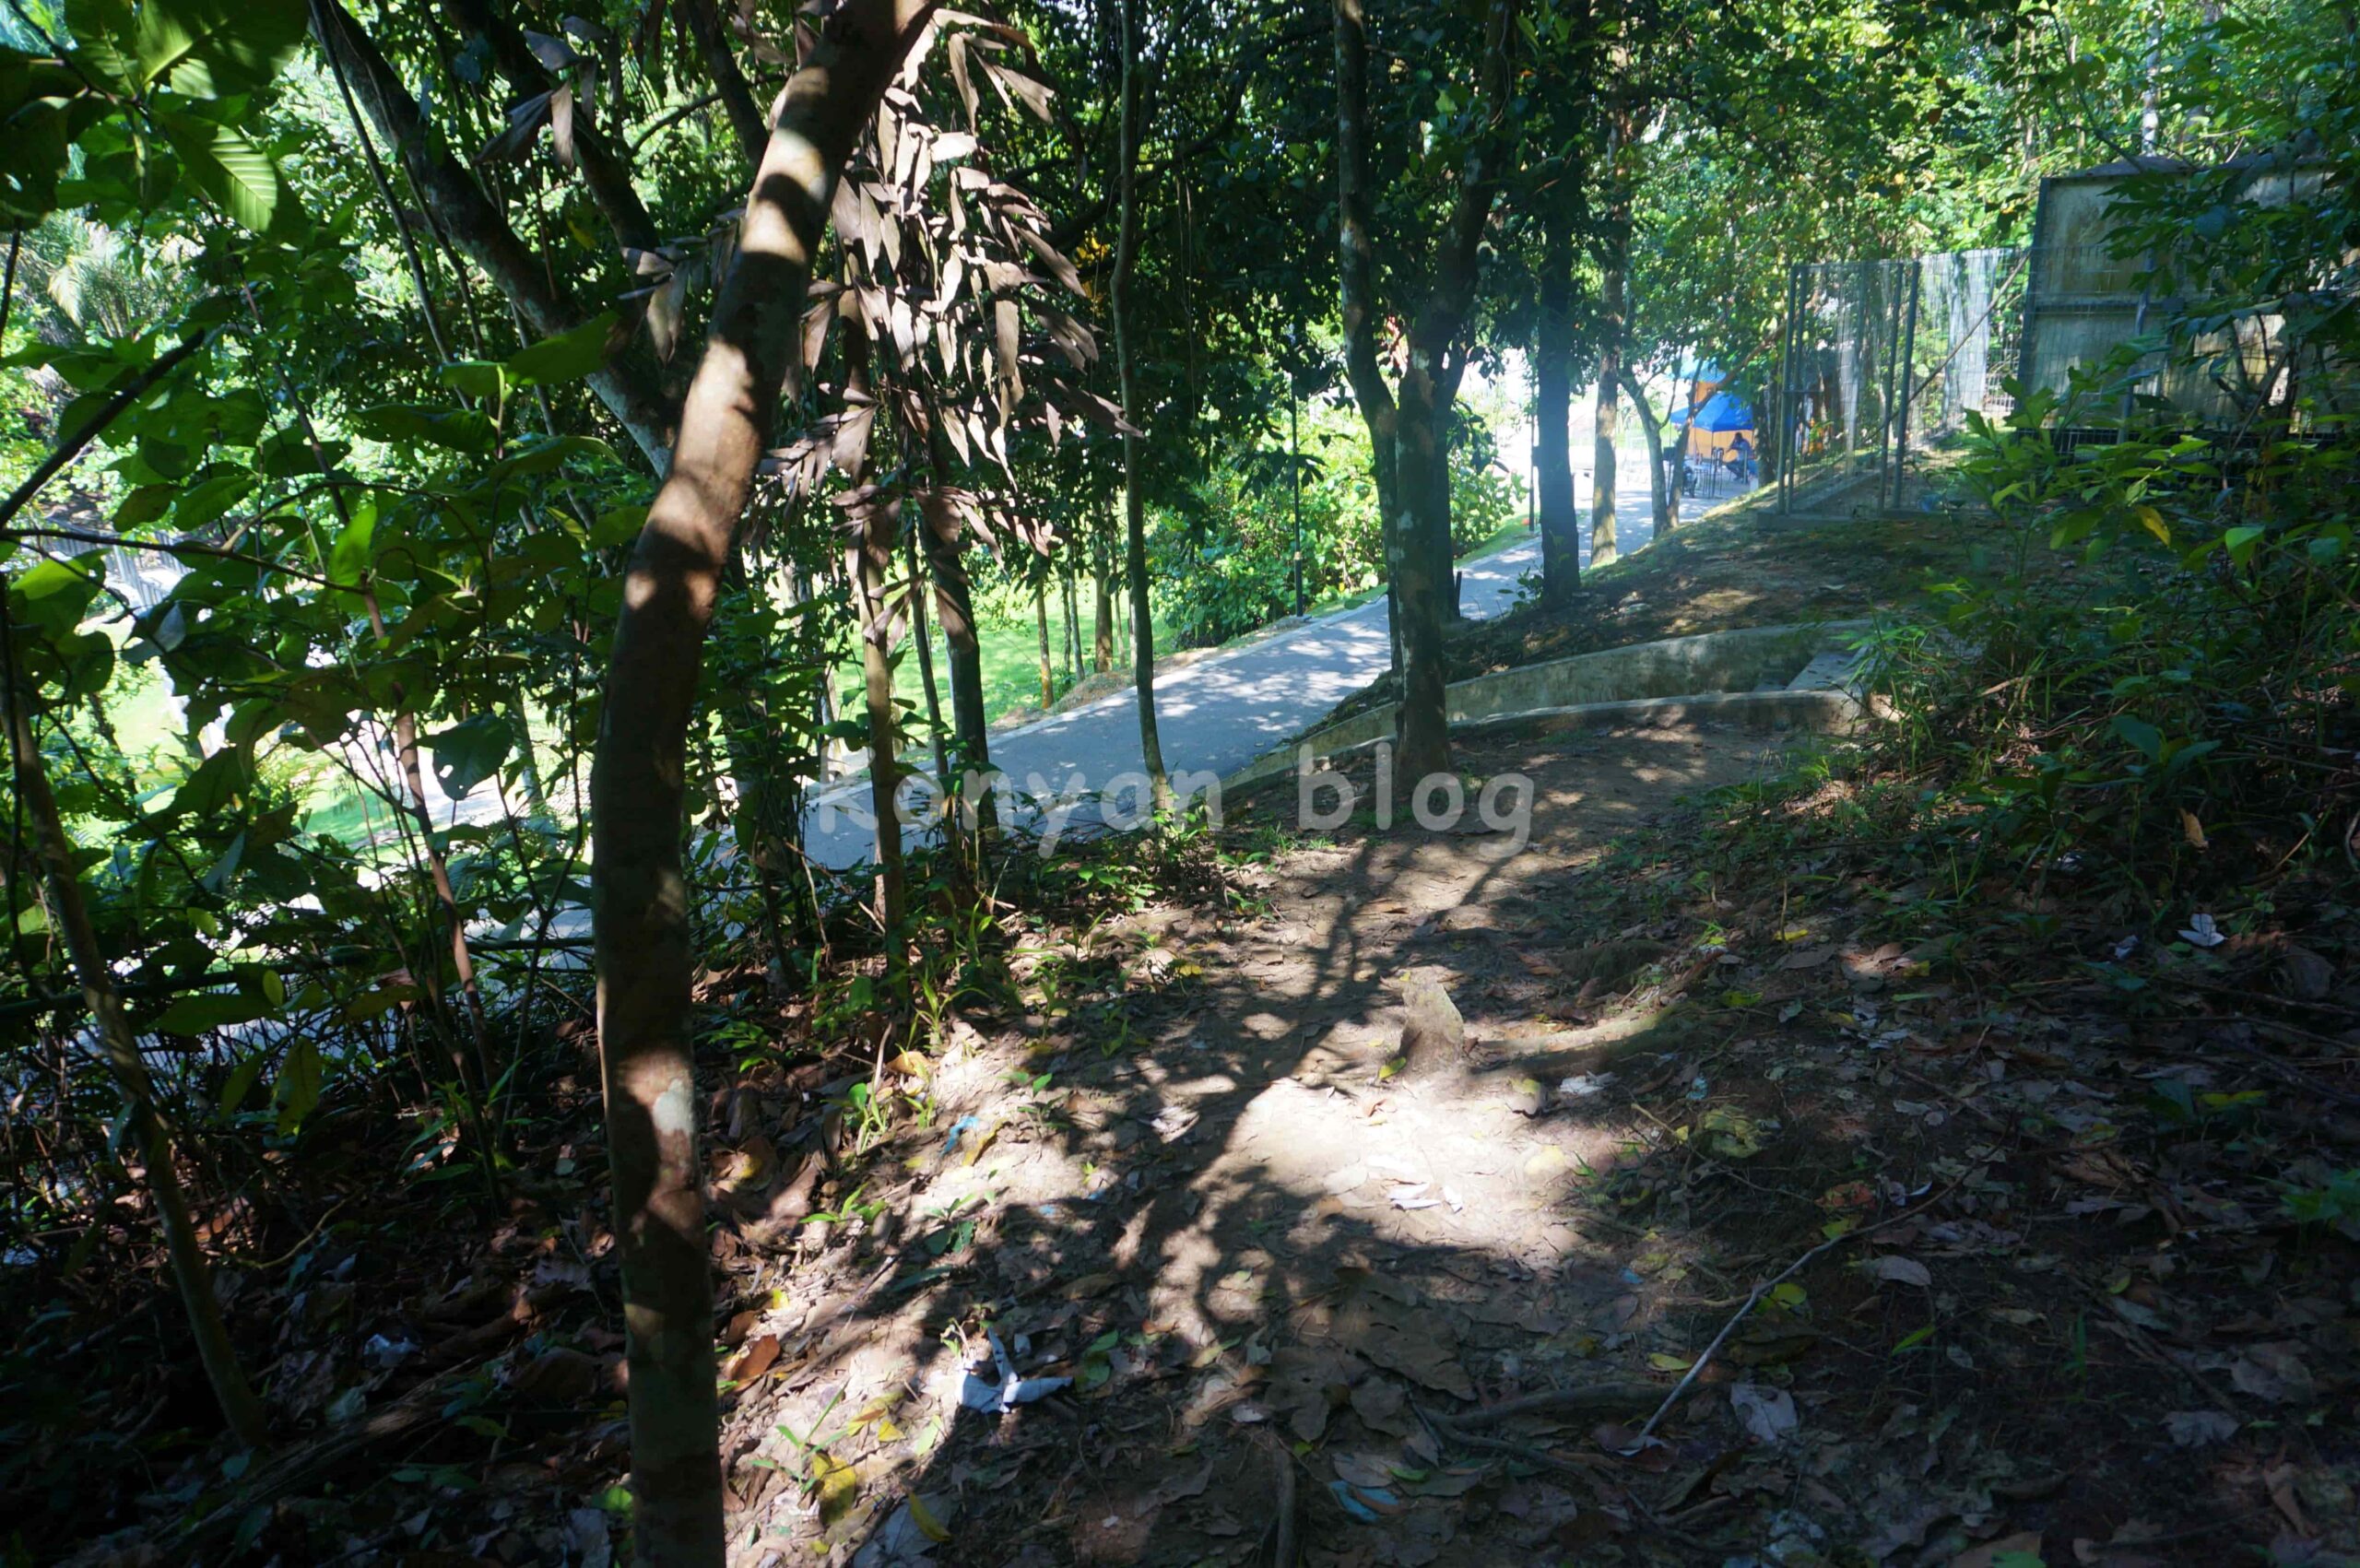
left=722, top=724, right=1803, bottom=1565
left=686, top=699, right=2357, bottom=1568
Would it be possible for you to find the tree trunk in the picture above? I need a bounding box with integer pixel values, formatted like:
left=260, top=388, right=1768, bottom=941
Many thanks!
left=853, top=513, right=904, bottom=944
left=678, top=0, right=770, bottom=168
left=1535, top=200, right=1579, bottom=605
left=1063, top=572, right=1082, bottom=684
left=1388, top=383, right=1454, bottom=784
left=588, top=6, right=934, bottom=1562
left=841, top=315, right=904, bottom=952
left=903, top=525, right=952, bottom=796
left=1112, top=0, right=1170, bottom=812
left=1332, top=0, right=1401, bottom=666
left=1336, top=0, right=1516, bottom=791
left=1034, top=578, right=1055, bottom=709
left=1092, top=536, right=1114, bottom=673
left=1590, top=352, right=1622, bottom=570
left=5, top=687, right=268, bottom=1447
left=447, top=0, right=665, bottom=256
left=312, top=0, right=674, bottom=472
left=1619, top=368, right=1671, bottom=539
left=915, top=419, right=991, bottom=784
left=1590, top=115, right=1630, bottom=569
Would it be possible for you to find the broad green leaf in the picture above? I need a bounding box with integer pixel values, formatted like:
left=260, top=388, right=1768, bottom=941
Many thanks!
left=504, top=311, right=617, bottom=385
left=152, top=990, right=274, bottom=1033
left=216, top=1052, right=266, bottom=1116
left=2109, top=713, right=2164, bottom=763
left=328, top=494, right=376, bottom=586
left=355, top=404, right=499, bottom=454
left=593, top=503, right=648, bottom=548
left=274, top=1036, right=323, bottom=1134
left=63, top=0, right=143, bottom=90
left=10, top=555, right=103, bottom=638
left=131, top=0, right=308, bottom=95
left=427, top=713, right=514, bottom=799
left=156, top=111, right=283, bottom=231
left=438, top=359, right=507, bottom=404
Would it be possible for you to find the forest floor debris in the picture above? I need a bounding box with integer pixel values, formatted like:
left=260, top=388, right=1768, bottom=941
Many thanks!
left=18, top=719, right=2359, bottom=1566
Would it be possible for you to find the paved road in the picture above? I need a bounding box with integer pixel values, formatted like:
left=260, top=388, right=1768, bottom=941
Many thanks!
left=806, top=471, right=1751, bottom=865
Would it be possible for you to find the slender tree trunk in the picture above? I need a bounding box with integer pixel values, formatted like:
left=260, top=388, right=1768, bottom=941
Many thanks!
left=1388, top=382, right=1454, bottom=784
left=914, top=418, right=990, bottom=784
left=679, top=0, right=770, bottom=167
left=1092, top=536, right=1114, bottom=673
left=314, top=0, right=453, bottom=362
left=1335, top=0, right=1516, bottom=790
left=903, top=525, right=951, bottom=796
left=1590, top=114, right=1630, bottom=568
left=1034, top=579, right=1055, bottom=709
left=4, top=685, right=268, bottom=1446
left=588, top=6, right=934, bottom=1562
left=853, top=517, right=904, bottom=944
left=1063, top=572, right=1082, bottom=684
left=1112, top=0, right=1170, bottom=811
left=1333, top=0, right=1400, bottom=666
left=447, top=0, right=665, bottom=256
left=1620, top=368, right=1671, bottom=538
left=1591, top=342, right=1622, bottom=569
left=312, top=0, right=674, bottom=472
left=839, top=314, right=905, bottom=948
left=1535, top=200, right=1579, bottom=605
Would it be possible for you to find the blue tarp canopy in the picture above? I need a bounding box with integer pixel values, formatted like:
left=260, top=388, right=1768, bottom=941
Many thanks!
left=1670, top=391, right=1754, bottom=432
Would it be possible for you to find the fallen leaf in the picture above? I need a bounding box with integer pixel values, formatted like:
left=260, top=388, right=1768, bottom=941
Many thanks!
left=811, top=1452, right=859, bottom=1527
left=2164, top=1409, right=2237, bottom=1448
left=1863, top=1255, right=1931, bottom=1289
left=2229, top=1344, right=2316, bottom=1406
left=1728, top=1382, right=1798, bottom=1444
left=724, top=1334, right=781, bottom=1385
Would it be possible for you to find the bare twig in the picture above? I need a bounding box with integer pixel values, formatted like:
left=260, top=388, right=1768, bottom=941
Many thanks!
left=1267, top=1433, right=1298, bottom=1568
left=1630, top=1179, right=1962, bottom=1446
left=0, top=324, right=218, bottom=534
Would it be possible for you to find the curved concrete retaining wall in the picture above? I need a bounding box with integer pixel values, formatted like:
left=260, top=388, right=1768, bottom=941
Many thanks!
left=1224, top=619, right=1868, bottom=789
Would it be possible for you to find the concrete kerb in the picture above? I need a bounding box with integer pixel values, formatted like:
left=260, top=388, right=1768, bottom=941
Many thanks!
left=1221, top=619, right=1871, bottom=792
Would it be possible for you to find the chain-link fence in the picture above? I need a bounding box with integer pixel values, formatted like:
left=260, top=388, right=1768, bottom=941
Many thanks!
left=1773, top=247, right=2028, bottom=513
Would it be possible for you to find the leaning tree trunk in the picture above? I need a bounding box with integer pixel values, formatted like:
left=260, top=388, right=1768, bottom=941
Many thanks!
left=1620, top=368, right=1672, bottom=539
left=679, top=0, right=770, bottom=166
left=1535, top=199, right=1580, bottom=605
left=312, top=0, right=674, bottom=472
left=6, top=686, right=269, bottom=1447
left=1112, top=0, right=1171, bottom=813
left=589, top=6, right=935, bottom=1562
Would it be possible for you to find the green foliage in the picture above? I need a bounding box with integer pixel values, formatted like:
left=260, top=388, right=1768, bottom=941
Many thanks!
left=1859, top=11, right=2360, bottom=914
